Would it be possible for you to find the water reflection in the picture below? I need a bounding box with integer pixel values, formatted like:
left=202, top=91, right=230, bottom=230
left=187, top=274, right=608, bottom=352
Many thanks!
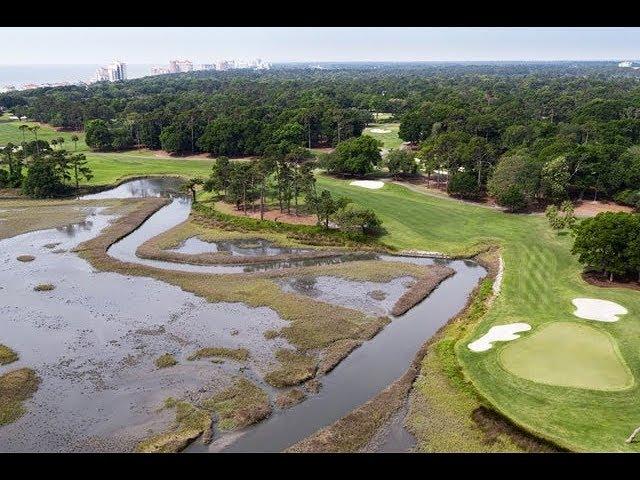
left=56, top=219, right=95, bottom=238
left=242, top=252, right=378, bottom=273
left=81, top=177, right=184, bottom=200
left=171, top=237, right=313, bottom=257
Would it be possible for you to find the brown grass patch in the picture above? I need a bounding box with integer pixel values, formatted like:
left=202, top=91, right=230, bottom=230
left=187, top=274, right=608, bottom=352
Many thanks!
left=317, top=339, right=362, bottom=375
left=33, top=283, right=55, bottom=292
left=215, top=200, right=318, bottom=226
left=391, top=265, right=455, bottom=316
left=471, top=406, right=560, bottom=453
left=275, top=388, right=307, bottom=409
left=304, top=379, right=322, bottom=394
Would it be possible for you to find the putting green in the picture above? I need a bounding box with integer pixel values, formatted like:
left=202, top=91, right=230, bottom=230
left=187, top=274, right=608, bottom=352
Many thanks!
left=498, top=322, right=634, bottom=391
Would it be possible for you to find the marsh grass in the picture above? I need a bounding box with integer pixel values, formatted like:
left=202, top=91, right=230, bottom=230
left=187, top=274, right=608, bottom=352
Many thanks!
left=264, top=349, right=317, bottom=388
left=317, top=339, right=362, bottom=375
left=0, top=198, right=142, bottom=240
left=75, top=199, right=397, bottom=354
left=202, top=378, right=271, bottom=431
left=275, top=388, right=306, bottom=409
left=33, top=283, right=55, bottom=292
left=136, top=218, right=345, bottom=266
left=391, top=265, right=455, bottom=316
left=0, top=344, right=18, bottom=365
left=155, top=353, right=178, bottom=369
left=136, top=399, right=211, bottom=453
left=0, top=368, right=40, bottom=427
left=187, top=347, right=249, bottom=362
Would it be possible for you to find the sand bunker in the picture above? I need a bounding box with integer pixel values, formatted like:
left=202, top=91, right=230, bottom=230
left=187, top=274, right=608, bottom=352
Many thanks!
left=572, top=298, right=628, bottom=322
left=349, top=180, right=384, bottom=190
left=468, top=323, right=531, bottom=352
left=369, top=128, right=391, bottom=134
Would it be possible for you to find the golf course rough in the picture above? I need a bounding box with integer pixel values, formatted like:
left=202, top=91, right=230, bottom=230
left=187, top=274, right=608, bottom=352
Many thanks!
left=499, top=322, right=634, bottom=391
left=572, top=298, right=628, bottom=322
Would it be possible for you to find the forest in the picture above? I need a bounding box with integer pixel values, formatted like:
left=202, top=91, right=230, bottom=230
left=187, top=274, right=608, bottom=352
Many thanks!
left=2, top=63, right=640, bottom=208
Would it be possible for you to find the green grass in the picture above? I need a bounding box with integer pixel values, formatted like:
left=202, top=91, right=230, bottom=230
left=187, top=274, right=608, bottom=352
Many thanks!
left=499, top=322, right=634, bottom=391
left=316, top=174, right=640, bottom=452
left=0, top=114, right=89, bottom=151
left=363, top=123, right=403, bottom=149
left=83, top=152, right=215, bottom=185
left=0, top=114, right=216, bottom=186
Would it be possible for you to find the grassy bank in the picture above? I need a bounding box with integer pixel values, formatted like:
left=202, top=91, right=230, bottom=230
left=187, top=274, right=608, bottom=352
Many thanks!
left=316, top=175, right=640, bottom=452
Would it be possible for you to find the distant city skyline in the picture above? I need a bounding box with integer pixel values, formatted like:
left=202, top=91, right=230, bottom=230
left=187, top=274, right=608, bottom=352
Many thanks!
left=1, top=27, right=640, bottom=65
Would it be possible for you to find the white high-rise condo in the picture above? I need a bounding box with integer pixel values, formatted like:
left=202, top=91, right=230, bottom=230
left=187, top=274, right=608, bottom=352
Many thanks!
left=108, top=61, right=127, bottom=82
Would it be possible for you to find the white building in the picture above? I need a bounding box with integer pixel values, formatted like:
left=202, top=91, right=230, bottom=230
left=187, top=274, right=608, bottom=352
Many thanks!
left=619, top=61, right=633, bottom=68
left=94, top=61, right=127, bottom=82
left=108, top=61, right=127, bottom=82
left=168, top=59, right=193, bottom=73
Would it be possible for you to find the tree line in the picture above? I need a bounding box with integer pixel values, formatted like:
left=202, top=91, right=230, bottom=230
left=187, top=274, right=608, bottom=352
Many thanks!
left=0, top=136, right=92, bottom=197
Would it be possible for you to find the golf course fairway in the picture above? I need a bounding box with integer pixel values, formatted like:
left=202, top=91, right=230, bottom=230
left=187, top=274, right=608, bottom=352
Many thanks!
left=316, top=176, right=640, bottom=452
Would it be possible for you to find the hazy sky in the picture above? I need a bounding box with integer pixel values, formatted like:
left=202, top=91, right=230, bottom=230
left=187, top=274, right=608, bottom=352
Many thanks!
left=2, top=27, right=640, bottom=64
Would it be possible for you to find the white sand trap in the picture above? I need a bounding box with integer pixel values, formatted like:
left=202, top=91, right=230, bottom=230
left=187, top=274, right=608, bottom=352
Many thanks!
left=350, top=180, right=384, bottom=189
left=369, top=128, right=391, bottom=134
left=468, top=323, right=532, bottom=352
left=572, top=298, right=628, bottom=322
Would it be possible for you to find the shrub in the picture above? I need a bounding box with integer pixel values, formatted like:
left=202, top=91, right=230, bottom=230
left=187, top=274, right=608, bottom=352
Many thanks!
left=614, top=189, right=640, bottom=210
left=497, top=185, right=527, bottom=212
left=447, top=171, right=479, bottom=199
left=22, top=157, right=70, bottom=198
left=385, top=149, right=418, bottom=177
left=333, top=204, right=383, bottom=236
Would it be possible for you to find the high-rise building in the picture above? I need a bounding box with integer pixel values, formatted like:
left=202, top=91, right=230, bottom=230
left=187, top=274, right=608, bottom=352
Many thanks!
left=168, top=59, right=193, bottom=73
left=94, top=66, right=109, bottom=82
left=107, top=61, right=127, bottom=82
left=94, top=61, right=127, bottom=82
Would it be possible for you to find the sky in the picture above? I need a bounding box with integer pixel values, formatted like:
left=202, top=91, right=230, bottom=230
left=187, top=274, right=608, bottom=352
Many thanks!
left=1, top=27, right=640, bottom=64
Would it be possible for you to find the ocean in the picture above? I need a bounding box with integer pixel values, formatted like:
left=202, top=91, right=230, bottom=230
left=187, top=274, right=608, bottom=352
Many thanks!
left=0, top=64, right=153, bottom=89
